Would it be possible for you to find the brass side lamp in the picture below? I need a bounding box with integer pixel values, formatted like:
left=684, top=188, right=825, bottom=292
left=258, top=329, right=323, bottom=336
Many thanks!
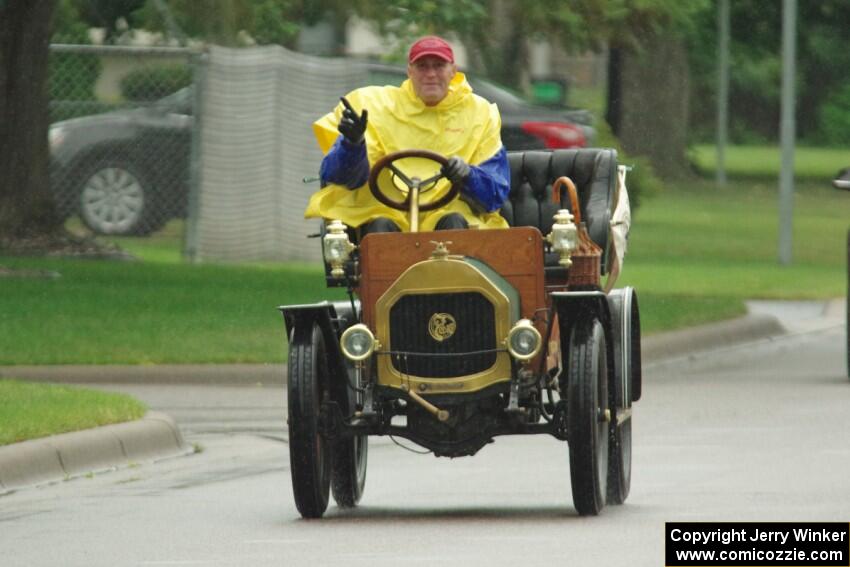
left=323, top=219, right=356, bottom=279
left=546, top=209, right=579, bottom=267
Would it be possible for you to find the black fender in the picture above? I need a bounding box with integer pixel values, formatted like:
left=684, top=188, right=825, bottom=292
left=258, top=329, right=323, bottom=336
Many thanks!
left=551, top=290, right=615, bottom=391
left=606, top=287, right=642, bottom=405
left=551, top=290, right=612, bottom=345
left=280, top=300, right=360, bottom=413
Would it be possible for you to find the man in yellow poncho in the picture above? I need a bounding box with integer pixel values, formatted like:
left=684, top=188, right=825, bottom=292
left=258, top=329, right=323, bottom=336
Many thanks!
left=305, top=36, right=510, bottom=235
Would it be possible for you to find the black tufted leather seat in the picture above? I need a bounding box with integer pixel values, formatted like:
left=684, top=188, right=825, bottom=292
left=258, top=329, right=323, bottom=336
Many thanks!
left=501, top=149, right=618, bottom=275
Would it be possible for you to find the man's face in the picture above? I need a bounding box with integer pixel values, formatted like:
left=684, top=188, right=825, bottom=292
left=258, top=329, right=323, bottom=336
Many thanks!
left=407, top=56, right=457, bottom=106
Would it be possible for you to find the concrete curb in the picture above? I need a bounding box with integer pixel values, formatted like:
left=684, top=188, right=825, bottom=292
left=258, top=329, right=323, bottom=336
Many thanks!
left=823, top=298, right=845, bottom=320
left=0, top=411, right=191, bottom=493
left=641, top=313, right=787, bottom=362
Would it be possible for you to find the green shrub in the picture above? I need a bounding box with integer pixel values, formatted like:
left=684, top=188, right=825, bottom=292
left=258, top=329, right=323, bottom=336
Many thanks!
left=817, top=82, right=850, bottom=145
left=120, top=65, right=192, bottom=102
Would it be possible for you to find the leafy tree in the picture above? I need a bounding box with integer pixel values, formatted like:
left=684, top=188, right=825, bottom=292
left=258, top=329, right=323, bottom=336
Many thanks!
left=251, top=0, right=302, bottom=47
left=351, top=0, right=702, bottom=86
left=688, top=0, right=850, bottom=144
left=352, top=0, right=705, bottom=178
left=53, top=0, right=89, bottom=41
left=71, top=0, right=146, bottom=44
left=138, top=0, right=253, bottom=46
left=137, top=0, right=347, bottom=48
left=818, top=84, right=850, bottom=146
left=64, top=0, right=704, bottom=178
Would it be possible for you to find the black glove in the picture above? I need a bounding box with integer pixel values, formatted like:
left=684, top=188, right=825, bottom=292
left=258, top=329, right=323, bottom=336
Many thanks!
left=442, top=156, right=471, bottom=184
left=338, top=96, right=368, bottom=145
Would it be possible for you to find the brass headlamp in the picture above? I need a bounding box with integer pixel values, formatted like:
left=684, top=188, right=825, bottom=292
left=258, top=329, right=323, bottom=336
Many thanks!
left=340, top=324, right=378, bottom=361
left=506, top=319, right=542, bottom=361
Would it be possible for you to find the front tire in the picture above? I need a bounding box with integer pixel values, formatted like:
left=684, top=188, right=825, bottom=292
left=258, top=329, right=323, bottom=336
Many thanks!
left=288, top=324, right=332, bottom=518
left=567, top=317, right=609, bottom=516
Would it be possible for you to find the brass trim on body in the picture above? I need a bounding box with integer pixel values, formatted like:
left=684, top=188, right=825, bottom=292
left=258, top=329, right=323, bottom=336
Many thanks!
left=375, top=257, right=513, bottom=393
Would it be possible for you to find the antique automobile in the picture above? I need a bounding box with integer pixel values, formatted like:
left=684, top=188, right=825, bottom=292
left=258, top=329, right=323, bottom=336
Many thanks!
left=280, top=148, right=641, bottom=518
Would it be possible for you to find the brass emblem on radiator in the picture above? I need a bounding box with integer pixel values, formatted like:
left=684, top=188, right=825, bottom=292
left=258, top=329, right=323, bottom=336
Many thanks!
left=428, top=313, right=456, bottom=342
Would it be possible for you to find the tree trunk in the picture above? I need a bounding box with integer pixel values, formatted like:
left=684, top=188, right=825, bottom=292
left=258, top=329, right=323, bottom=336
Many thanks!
left=617, top=35, right=690, bottom=179
left=0, top=0, right=61, bottom=240
left=466, top=0, right=529, bottom=90
left=605, top=47, right=622, bottom=137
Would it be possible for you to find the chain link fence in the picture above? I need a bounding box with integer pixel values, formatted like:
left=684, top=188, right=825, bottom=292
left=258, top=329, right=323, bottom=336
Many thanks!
left=48, top=44, right=199, bottom=237
left=48, top=43, right=365, bottom=264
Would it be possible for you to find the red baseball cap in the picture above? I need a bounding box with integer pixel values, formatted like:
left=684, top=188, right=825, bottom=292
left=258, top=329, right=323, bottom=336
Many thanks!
left=408, top=36, right=454, bottom=64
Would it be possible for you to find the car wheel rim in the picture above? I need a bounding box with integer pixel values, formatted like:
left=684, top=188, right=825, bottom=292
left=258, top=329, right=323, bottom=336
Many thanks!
left=80, top=167, right=145, bottom=234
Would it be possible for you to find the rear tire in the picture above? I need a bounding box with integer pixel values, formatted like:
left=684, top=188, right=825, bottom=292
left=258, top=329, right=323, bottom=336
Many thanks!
left=606, top=289, right=639, bottom=504
left=288, top=324, right=332, bottom=519
left=567, top=317, right=609, bottom=516
left=331, top=356, right=368, bottom=508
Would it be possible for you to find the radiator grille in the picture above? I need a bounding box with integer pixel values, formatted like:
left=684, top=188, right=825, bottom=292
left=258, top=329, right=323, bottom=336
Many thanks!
left=388, top=292, right=497, bottom=378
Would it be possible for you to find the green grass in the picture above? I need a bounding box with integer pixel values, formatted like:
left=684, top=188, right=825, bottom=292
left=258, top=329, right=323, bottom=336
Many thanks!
left=0, top=380, right=147, bottom=445
left=0, top=255, right=346, bottom=364
left=567, top=86, right=606, bottom=116
left=691, top=144, right=848, bottom=179
left=617, top=176, right=850, bottom=332
left=2, top=174, right=848, bottom=365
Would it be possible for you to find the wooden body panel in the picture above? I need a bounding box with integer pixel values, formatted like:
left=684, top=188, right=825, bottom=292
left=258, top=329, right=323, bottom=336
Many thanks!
left=358, top=227, right=546, bottom=330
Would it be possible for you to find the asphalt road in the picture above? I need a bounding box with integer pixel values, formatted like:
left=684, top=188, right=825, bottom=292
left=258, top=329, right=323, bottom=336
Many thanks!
left=1, top=304, right=848, bottom=566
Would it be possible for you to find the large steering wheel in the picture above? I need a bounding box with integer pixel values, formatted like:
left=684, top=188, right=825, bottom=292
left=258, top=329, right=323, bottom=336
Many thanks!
left=368, top=149, right=461, bottom=212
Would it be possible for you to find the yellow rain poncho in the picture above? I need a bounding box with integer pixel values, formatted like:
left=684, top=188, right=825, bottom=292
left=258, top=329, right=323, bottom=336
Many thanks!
left=305, top=72, right=509, bottom=231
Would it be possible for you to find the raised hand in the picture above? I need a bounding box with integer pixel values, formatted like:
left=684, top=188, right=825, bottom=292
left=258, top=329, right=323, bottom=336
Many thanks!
left=338, top=96, right=368, bottom=145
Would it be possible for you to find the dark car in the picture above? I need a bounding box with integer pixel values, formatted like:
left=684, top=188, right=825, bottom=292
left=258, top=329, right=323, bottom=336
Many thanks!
left=49, top=67, right=593, bottom=236
left=49, top=88, right=193, bottom=236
